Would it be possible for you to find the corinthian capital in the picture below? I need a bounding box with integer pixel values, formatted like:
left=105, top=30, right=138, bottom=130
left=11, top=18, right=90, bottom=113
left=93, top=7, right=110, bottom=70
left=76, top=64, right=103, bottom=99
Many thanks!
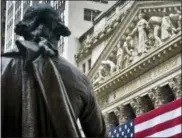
left=114, top=105, right=128, bottom=125
left=148, top=87, right=165, bottom=108
left=103, top=113, right=111, bottom=130
left=168, top=76, right=181, bottom=99
left=130, top=97, right=145, bottom=116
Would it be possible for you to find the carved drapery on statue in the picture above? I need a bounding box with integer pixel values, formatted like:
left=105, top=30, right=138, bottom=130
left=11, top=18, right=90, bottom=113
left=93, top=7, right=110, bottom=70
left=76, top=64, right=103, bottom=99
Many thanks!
left=92, top=66, right=105, bottom=86
left=148, top=16, right=162, bottom=47
left=116, top=41, right=124, bottom=70
left=130, top=12, right=148, bottom=55
left=161, top=10, right=176, bottom=41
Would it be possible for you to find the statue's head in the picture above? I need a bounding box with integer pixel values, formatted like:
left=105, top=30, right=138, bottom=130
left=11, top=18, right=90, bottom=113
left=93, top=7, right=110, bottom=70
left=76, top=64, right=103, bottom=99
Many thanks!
left=117, top=40, right=121, bottom=48
left=15, top=4, right=71, bottom=43
left=138, top=12, right=145, bottom=19
left=126, top=36, right=132, bottom=41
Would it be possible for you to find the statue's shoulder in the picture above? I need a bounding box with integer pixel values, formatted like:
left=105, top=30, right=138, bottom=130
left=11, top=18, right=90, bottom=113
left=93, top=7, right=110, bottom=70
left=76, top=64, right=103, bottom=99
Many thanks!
left=1, top=51, right=22, bottom=71
left=53, top=56, right=91, bottom=92
left=1, top=50, right=21, bottom=58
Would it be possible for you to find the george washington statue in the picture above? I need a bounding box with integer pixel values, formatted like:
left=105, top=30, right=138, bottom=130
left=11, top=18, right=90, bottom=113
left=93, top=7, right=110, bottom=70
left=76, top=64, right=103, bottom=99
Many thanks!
left=1, top=4, right=106, bottom=138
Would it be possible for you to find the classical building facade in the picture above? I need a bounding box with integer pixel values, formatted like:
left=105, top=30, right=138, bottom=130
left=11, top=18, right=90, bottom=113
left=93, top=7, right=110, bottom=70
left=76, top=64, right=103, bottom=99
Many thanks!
left=75, top=0, right=181, bottom=131
left=62, top=0, right=117, bottom=65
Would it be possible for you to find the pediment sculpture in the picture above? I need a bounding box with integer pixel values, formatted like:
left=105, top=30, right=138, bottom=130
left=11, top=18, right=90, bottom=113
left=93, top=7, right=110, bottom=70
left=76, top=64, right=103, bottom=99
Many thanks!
left=92, top=6, right=181, bottom=87
left=92, top=65, right=105, bottom=87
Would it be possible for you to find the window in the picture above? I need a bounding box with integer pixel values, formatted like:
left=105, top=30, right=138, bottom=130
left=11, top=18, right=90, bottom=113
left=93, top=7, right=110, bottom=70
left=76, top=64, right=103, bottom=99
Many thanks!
left=54, top=0, right=65, bottom=10
left=55, top=2, right=58, bottom=10
left=15, top=10, right=21, bottom=25
left=160, top=85, right=175, bottom=104
left=108, top=111, right=119, bottom=127
left=87, top=0, right=108, bottom=4
left=82, top=63, right=86, bottom=73
left=23, top=0, right=30, bottom=14
left=124, top=104, right=136, bottom=120
left=88, top=59, right=91, bottom=70
left=7, top=39, right=12, bottom=49
left=142, top=95, right=154, bottom=113
left=32, top=1, right=39, bottom=5
left=15, top=1, right=21, bottom=9
left=58, top=0, right=65, bottom=8
left=7, top=20, right=13, bottom=29
left=14, top=34, right=19, bottom=41
left=61, top=12, right=65, bottom=23
left=8, top=4, right=13, bottom=16
left=45, top=0, right=51, bottom=4
left=84, top=8, right=101, bottom=21
left=56, top=1, right=65, bottom=17
left=59, top=36, right=64, bottom=54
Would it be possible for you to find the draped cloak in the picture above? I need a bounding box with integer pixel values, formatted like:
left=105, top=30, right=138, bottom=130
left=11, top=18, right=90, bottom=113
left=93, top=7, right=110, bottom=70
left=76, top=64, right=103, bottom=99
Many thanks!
left=1, top=40, right=106, bottom=137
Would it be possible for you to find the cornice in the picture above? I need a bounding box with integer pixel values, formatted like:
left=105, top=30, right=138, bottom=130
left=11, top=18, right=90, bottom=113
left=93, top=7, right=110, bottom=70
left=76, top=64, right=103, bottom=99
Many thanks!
left=102, top=67, right=181, bottom=113
left=75, top=19, right=121, bottom=63
left=75, top=28, right=116, bottom=62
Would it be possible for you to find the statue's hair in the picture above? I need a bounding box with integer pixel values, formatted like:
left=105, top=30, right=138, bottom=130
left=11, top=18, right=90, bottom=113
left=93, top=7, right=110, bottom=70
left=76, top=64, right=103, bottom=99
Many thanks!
left=15, top=4, right=71, bottom=40
left=138, top=12, right=146, bottom=18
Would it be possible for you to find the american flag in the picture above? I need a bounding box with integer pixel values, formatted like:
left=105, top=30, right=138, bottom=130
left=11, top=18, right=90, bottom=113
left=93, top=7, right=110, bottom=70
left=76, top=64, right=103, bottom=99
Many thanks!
left=109, top=98, right=182, bottom=138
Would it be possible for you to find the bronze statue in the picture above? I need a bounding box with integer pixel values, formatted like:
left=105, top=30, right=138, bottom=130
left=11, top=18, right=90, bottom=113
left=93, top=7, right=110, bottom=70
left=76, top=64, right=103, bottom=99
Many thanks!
left=1, top=4, right=106, bottom=137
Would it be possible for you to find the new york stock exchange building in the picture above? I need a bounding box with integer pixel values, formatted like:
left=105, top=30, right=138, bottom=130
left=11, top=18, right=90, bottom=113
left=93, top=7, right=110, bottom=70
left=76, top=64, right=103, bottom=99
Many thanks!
left=75, top=0, right=181, bottom=137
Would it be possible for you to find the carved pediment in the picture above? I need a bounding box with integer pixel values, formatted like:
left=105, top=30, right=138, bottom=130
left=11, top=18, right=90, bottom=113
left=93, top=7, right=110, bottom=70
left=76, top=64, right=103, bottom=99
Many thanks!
left=90, top=1, right=181, bottom=89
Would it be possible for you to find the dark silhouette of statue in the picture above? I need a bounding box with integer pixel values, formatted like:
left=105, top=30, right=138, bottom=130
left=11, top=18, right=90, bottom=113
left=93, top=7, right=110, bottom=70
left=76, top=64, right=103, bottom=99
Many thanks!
left=1, top=4, right=106, bottom=137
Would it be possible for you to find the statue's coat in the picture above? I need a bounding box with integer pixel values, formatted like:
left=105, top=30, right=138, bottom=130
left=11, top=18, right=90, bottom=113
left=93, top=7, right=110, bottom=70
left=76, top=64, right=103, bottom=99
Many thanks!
left=1, top=40, right=106, bottom=137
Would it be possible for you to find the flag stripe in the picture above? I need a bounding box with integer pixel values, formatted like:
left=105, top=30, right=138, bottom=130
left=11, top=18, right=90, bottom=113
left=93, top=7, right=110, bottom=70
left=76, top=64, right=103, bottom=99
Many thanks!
left=135, top=98, right=182, bottom=125
left=169, top=133, right=182, bottom=138
left=147, top=124, right=182, bottom=137
left=109, top=98, right=182, bottom=138
left=135, top=116, right=182, bottom=137
left=135, top=107, right=181, bottom=133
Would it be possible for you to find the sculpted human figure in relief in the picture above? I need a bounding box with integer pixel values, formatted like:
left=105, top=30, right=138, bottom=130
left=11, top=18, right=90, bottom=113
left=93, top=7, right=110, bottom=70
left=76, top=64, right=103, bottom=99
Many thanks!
left=116, top=40, right=124, bottom=70
left=161, top=9, right=176, bottom=41
left=123, top=36, right=136, bottom=67
left=169, top=8, right=181, bottom=33
left=101, top=60, right=117, bottom=74
left=148, top=16, right=162, bottom=47
left=130, top=12, right=148, bottom=55
left=93, top=66, right=105, bottom=86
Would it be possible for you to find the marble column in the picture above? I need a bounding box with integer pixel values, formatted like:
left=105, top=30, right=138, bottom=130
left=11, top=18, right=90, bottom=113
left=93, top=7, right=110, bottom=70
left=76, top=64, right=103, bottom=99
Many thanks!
left=113, top=105, right=128, bottom=125
left=103, top=113, right=111, bottom=131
